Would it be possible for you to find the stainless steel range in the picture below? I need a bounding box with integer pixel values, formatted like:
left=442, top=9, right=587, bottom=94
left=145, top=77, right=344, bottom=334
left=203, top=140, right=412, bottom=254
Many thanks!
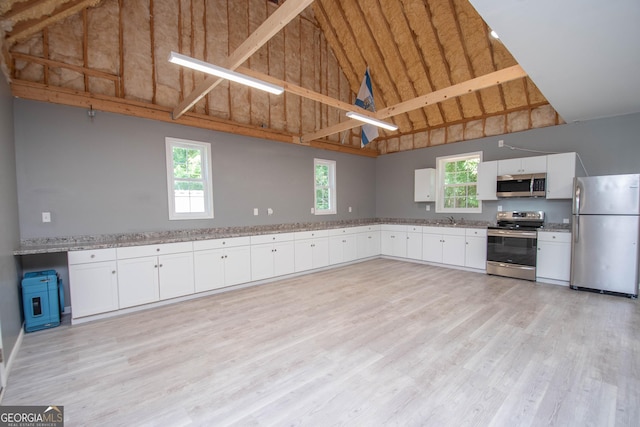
left=486, top=211, right=545, bottom=281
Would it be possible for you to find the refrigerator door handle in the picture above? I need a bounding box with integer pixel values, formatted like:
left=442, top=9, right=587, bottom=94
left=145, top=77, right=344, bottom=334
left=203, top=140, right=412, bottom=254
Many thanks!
left=574, top=183, right=581, bottom=243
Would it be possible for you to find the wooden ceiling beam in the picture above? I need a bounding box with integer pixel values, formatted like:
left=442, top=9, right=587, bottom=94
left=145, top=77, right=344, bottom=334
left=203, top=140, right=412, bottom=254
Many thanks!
left=171, top=0, right=314, bottom=120
left=299, top=65, right=527, bottom=143
left=4, top=0, right=101, bottom=46
left=236, top=65, right=373, bottom=116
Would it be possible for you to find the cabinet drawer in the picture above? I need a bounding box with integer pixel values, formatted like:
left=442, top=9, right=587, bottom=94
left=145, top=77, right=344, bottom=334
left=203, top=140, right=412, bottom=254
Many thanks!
left=465, top=228, right=487, bottom=237
left=294, top=230, right=329, bottom=240
left=351, top=224, right=380, bottom=233
left=328, top=227, right=356, bottom=236
left=68, top=248, right=117, bottom=265
left=407, top=225, right=423, bottom=233
left=117, top=241, right=193, bottom=259
left=423, top=226, right=465, bottom=236
left=381, top=224, right=407, bottom=232
left=250, top=232, right=295, bottom=245
left=193, top=236, right=251, bottom=251
left=537, top=231, right=571, bottom=243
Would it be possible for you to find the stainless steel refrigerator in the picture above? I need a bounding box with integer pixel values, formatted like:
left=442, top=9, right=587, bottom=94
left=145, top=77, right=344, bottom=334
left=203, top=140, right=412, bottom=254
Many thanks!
left=571, top=174, right=640, bottom=297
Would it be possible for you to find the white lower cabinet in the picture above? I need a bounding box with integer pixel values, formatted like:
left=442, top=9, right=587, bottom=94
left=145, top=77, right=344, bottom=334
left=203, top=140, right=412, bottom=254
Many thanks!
left=381, top=225, right=408, bottom=258
left=465, top=228, right=487, bottom=270
left=294, top=230, right=329, bottom=272
left=406, top=226, right=423, bottom=260
left=193, top=237, right=251, bottom=292
left=68, top=248, right=119, bottom=319
left=536, top=231, right=572, bottom=283
left=250, top=233, right=295, bottom=281
left=116, top=242, right=194, bottom=309
left=356, top=225, right=381, bottom=259
left=422, top=227, right=466, bottom=266
left=328, top=228, right=358, bottom=265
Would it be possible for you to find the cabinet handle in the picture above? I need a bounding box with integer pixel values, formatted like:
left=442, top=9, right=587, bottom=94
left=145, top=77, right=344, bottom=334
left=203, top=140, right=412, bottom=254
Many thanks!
left=221, top=256, right=225, bottom=259
left=159, top=264, right=163, bottom=267
left=225, top=255, right=228, bottom=259
left=156, top=248, right=160, bottom=252
left=222, top=241, right=226, bottom=245
left=154, top=264, right=158, bottom=268
left=112, top=270, right=116, bottom=274
left=90, top=254, right=95, bottom=258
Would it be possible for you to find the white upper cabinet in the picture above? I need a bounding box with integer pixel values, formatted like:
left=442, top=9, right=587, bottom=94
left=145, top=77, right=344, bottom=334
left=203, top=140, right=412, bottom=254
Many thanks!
left=546, top=152, right=577, bottom=199
left=498, top=155, right=547, bottom=175
left=477, top=161, right=498, bottom=201
left=414, top=168, right=436, bottom=202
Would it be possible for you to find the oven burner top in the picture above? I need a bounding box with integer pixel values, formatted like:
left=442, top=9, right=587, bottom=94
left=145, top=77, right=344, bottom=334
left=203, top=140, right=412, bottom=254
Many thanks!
left=492, top=211, right=545, bottom=231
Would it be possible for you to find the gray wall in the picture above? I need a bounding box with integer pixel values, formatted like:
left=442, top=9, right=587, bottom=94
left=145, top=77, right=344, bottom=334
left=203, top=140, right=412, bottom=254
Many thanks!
left=376, top=112, right=640, bottom=224
left=14, top=100, right=376, bottom=239
left=0, top=77, right=23, bottom=366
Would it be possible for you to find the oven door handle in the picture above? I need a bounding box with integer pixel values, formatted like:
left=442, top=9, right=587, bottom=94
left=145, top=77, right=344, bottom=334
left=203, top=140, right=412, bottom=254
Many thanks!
left=487, top=229, right=537, bottom=238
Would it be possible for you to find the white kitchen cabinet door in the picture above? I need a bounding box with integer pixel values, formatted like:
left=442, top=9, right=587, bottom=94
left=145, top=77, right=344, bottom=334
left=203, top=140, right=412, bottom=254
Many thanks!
left=251, top=244, right=276, bottom=281
left=442, top=234, right=465, bottom=266
left=117, top=256, right=160, bottom=309
left=294, top=239, right=314, bottom=272
left=223, top=245, right=252, bottom=286
left=273, top=241, right=295, bottom=277
left=414, top=168, right=436, bottom=202
left=295, top=237, right=329, bottom=272
left=381, top=230, right=407, bottom=257
left=465, top=236, right=487, bottom=270
left=422, top=233, right=443, bottom=263
left=329, top=235, right=358, bottom=264
left=498, top=156, right=547, bottom=175
left=546, top=152, right=577, bottom=199
left=69, top=260, right=119, bottom=318
left=357, top=231, right=380, bottom=259
left=536, top=232, right=571, bottom=282
left=158, top=252, right=194, bottom=300
left=406, top=232, right=423, bottom=260
left=310, top=238, right=330, bottom=270
left=193, top=248, right=226, bottom=292
left=477, top=161, right=498, bottom=201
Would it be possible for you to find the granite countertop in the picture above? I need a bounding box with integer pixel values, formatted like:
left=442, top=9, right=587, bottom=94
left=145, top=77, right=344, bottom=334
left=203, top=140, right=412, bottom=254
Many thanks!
left=14, top=218, right=570, bottom=255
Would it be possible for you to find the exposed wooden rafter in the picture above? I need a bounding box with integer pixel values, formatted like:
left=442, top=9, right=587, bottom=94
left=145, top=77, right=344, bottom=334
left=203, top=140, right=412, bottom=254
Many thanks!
left=4, top=0, right=102, bottom=46
left=299, top=65, right=527, bottom=143
left=171, top=0, right=315, bottom=120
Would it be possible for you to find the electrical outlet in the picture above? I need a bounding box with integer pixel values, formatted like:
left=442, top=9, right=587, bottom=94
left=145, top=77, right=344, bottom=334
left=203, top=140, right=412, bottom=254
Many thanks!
left=497, top=205, right=503, bottom=212
left=42, top=212, right=51, bottom=223
left=253, top=208, right=259, bottom=216
left=311, top=207, right=315, bottom=214
left=426, top=205, right=431, bottom=211
left=348, top=206, right=352, bottom=213
left=563, top=218, right=570, bottom=224
left=267, top=208, right=273, bottom=216
left=498, top=139, right=504, bottom=147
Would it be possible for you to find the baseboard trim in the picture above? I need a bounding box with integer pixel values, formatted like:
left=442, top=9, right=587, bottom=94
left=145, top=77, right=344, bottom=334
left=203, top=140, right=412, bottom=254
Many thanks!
left=0, top=326, right=24, bottom=403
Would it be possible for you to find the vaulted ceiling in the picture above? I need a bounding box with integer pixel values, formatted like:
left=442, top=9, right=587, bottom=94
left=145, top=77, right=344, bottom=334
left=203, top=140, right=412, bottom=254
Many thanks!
left=1, top=1, right=635, bottom=157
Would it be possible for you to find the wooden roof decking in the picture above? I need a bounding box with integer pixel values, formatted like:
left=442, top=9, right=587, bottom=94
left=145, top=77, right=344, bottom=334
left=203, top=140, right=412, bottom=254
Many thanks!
left=1, top=0, right=561, bottom=157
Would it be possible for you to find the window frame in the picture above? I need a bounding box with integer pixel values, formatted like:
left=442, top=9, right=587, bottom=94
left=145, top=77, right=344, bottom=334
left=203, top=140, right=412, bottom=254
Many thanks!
left=313, top=158, right=337, bottom=215
left=435, top=151, right=482, bottom=214
left=165, top=137, right=214, bottom=220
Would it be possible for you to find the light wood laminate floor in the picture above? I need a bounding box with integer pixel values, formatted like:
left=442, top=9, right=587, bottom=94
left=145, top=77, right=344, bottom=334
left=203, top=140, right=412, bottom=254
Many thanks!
left=3, top=259, right=639, bottom=426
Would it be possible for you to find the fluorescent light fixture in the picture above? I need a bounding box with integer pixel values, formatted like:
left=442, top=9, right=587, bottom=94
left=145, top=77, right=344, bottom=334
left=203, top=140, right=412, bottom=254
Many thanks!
left=346, top=111, right=398, bottom=131
left=168, top=51, right=284, bottom=95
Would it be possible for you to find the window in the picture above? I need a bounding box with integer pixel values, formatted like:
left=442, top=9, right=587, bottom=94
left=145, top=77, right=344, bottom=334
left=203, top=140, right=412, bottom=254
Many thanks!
left=314, top=158, right=336, bottom=215
left=436, top=152, right=482, bottom=213
left=165, top=137, right=213, bottom=220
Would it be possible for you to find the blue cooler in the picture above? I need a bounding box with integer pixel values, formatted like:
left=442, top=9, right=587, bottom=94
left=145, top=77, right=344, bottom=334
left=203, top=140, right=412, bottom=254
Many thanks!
left=22, top=270, right=64, bottom=332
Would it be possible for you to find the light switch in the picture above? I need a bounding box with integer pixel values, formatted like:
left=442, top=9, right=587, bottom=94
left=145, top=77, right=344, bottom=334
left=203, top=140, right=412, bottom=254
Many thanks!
left=267, top=208, right=273, bottom=216
left=348, top=206, right=352, bottom=213
left=426, top=205, right=430, bottom=211
left=42, top=212, right=51, bottom=223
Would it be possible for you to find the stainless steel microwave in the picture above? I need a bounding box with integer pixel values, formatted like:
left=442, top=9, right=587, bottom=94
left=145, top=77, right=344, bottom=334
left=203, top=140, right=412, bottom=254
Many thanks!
left=496, top=173, right=546, bottom=198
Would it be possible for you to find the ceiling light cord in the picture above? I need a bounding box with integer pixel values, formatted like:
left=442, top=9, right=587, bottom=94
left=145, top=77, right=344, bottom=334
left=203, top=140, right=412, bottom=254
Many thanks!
left=500, top=142, right=589, bottom=176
